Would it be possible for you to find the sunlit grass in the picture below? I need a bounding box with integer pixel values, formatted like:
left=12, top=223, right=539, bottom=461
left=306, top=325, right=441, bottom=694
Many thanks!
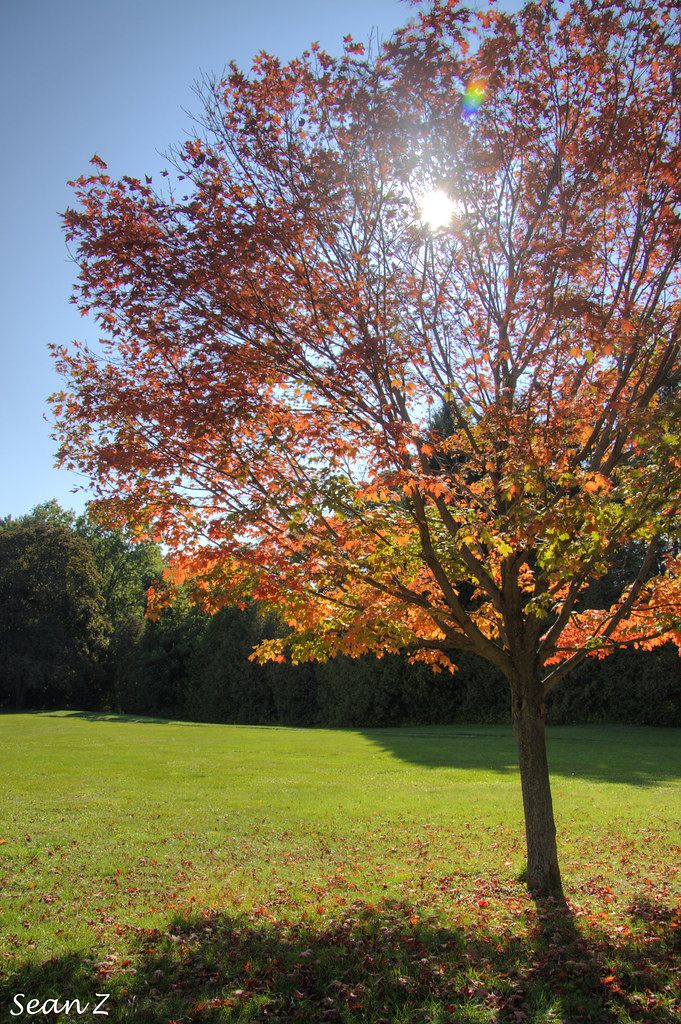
left=0, top=712, right=679, bottom=1022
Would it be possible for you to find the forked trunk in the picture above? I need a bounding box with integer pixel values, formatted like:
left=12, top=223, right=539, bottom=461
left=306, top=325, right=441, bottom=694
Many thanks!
left=511, top=677, right=563, bottom=899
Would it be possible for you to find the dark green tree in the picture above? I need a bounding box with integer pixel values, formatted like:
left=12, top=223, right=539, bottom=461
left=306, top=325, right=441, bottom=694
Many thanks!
left=117, top=592, right=206, bottom=716
left=0, top=521, right=109, bottom=708
left=186, top=604, right=280, bottom=724
left=74, top=517, right=165, bottom=709
left=75, top=517, right=164, bottom=629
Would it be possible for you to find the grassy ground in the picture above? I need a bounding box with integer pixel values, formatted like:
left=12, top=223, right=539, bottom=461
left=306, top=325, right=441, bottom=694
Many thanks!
left=0, top=712, right=679, bottom=1022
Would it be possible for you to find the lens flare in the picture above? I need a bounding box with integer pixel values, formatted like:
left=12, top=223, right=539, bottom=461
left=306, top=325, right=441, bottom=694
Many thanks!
left=462, top=78, right=487, bottom=119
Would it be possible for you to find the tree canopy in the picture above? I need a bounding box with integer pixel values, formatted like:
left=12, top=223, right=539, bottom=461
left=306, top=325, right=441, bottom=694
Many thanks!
left=0, top=519, right=109, bottom=709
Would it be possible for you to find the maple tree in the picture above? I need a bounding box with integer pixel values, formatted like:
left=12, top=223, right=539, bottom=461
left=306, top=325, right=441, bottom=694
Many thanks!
left=53, top=0, right=681, bottom=897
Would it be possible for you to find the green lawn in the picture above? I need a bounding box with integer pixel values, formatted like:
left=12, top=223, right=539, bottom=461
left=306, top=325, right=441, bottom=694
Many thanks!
left=0, top=713, right=679, bottom=1022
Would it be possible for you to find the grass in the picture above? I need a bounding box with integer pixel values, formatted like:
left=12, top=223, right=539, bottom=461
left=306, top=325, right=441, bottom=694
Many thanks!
left=0, top=712, right=679, bottom=1022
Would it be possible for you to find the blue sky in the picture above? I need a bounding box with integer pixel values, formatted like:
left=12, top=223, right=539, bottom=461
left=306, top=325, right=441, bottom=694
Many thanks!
left=0, top=0, right=407, bottom=519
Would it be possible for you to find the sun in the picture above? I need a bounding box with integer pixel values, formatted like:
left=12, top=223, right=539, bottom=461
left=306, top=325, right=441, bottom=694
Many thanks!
left=417, top=188, right=460, bottom=230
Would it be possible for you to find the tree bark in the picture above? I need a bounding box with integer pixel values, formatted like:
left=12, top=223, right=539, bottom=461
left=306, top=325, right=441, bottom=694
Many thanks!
left=511, top=677, right=564, bottom=899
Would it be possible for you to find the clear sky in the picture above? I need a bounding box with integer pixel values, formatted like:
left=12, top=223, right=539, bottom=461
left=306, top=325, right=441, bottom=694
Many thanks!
left=0, top=0, right=407, bottom=519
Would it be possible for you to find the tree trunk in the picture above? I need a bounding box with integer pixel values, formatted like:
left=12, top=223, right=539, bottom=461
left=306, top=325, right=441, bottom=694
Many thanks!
left=14, top=675, right=27, bottom=710
left=511, top=678, right=563, bottom=899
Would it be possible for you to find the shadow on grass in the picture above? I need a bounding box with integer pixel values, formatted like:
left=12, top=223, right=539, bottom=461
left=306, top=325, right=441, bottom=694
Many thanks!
left=33, top=710, right=206, bottom=726
left=360, top=725, right=681, bottom=787
left=7, top=713, right=681, bottom=786
left=1, top=898, right=678, bottom=1023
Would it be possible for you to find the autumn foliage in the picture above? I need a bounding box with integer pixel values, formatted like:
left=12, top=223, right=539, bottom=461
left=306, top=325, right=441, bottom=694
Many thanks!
left=54, top=0, right=680, bottom=692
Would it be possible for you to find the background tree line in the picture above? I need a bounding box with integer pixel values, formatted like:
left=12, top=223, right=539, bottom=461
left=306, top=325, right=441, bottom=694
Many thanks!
left=1, top=502, right=679, bottom=726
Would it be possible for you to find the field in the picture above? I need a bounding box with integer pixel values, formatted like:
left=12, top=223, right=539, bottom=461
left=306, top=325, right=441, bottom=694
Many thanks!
left=0, top=713, right=679, bottom=1023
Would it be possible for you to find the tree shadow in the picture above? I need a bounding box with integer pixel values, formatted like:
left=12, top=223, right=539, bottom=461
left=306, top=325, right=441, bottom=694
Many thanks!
left=1, top=897, right=678, bottom=1023
left=6, top=714, right=681, bottom=785
left=33, top=710, right=205, bottom=726
left=359, top=725, right=681, bottom=787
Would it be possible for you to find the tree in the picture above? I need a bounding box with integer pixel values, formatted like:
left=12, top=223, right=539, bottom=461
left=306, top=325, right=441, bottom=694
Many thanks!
left=186, top=603, right=283, bottom=724
left=0, top=504, right=164, bottom=711
left=52, top=0, right=681, bottom=897
left=1, top=499, right=77, bottom=531
left=74, top=516, right=165, bottom=710
left=0, top=521, right=109, bottom=709
left=112, top=587, right=209, bottom=717
left=75, top=515, right=164, bottom=629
